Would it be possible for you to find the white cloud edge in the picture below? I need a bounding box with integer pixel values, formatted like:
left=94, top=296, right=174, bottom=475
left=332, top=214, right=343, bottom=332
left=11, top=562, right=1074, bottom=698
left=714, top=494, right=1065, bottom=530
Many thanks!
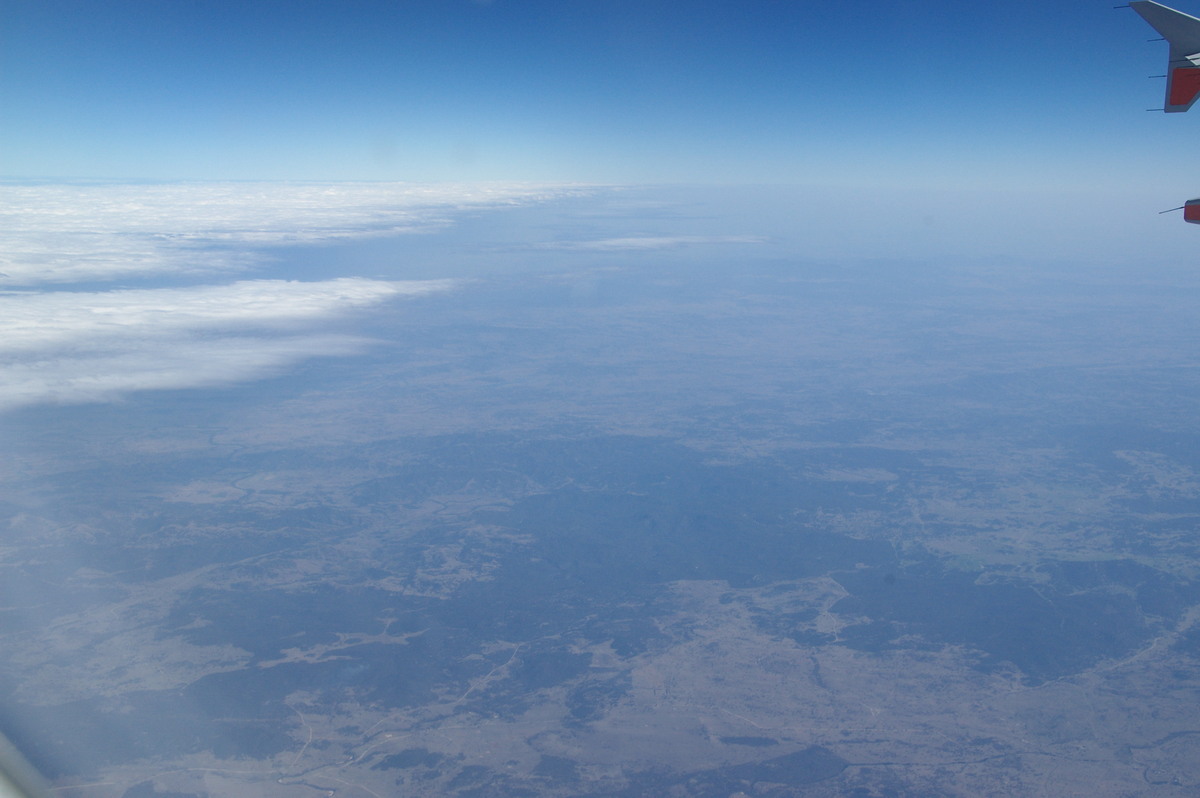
left=0, top=334, right=378, bottom=412
left=0, top=179, right=593, bottom=410
left=0, top=278, right=457, bottom=353
left=0, top=181, right=593, bottom=286
left=0, top=277, right=459, bottom=412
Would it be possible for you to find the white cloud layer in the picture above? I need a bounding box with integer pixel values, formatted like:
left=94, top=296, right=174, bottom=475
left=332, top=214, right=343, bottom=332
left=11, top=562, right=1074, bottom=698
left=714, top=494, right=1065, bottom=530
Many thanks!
left=0, top=180, right=554, bottom=409
left=0, top=278, right=453, bottom=411
left=0, top=278, right=451, bottom=353
left=0, top=181, right=580, bottom=285
left=1, top=334, right=371, bottom=411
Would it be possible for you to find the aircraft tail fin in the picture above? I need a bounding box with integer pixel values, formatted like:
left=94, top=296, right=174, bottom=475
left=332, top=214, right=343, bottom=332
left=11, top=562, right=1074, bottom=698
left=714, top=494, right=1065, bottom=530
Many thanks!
left=1132, top=0, right=1200, bottom=111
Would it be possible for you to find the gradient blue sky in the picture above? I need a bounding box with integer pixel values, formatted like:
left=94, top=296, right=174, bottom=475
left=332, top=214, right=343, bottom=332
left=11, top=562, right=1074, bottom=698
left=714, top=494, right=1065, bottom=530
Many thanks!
left=1, top=0, right=1193, bottom=189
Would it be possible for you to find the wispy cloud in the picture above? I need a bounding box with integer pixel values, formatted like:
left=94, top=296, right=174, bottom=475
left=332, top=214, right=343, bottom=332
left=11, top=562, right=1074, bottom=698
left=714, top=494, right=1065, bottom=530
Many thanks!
left=0, top=278, right=453, bottom=411
left=0, top=180, right=570, bottom=409
left=533, top=235, right=764, bottom=252
left=0, top=278, right=451, bottom=352
left=1, top=334, right=371, bottom=411
left=0, top=181, right=583, bottom=286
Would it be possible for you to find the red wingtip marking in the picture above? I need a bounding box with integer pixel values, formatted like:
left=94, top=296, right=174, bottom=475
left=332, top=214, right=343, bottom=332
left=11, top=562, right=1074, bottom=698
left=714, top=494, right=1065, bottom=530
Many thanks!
left=1169, top=67, right=1200, bottom=109
left=1183, top=200, right=1200, bottom=224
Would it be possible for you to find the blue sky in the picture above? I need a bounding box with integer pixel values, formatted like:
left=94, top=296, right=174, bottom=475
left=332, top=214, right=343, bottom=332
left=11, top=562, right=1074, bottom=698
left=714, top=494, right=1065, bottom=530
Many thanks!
left=2, top=0, right=1194, bottom=188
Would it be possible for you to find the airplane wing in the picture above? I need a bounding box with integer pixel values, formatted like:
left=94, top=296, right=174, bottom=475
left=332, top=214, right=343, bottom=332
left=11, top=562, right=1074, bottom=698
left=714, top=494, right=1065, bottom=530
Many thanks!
left=0, top=732, right=47, bottom=798
left=1131, top=0, right=1200, bottom=111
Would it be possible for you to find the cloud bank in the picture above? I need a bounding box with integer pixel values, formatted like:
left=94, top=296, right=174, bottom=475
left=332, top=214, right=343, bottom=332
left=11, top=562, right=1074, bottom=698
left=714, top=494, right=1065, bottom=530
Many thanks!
left=0, top=181, right=580, bottom=286
left=0, top=278, right=452, bottom=353
left=1, top=181, right=575, bottom=409
left=0, top=278, right=454, bottom=411
left=2, top=334, right=371, bottom=411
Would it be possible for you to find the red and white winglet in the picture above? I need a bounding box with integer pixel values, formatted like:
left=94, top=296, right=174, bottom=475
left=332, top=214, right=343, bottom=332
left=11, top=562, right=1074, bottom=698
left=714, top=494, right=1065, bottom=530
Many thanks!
left=1131, top=0, right=1200, bottom=111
